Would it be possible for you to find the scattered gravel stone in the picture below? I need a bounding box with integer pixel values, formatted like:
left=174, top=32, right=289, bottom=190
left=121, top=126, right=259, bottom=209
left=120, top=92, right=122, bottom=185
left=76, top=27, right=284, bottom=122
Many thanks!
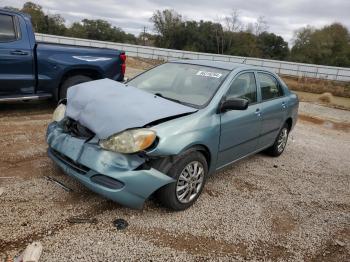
left=113, top=219, right=129, bottom=230
left=335, top=240, right=346, bottom=247
left=67, top=217, right=98, bottom=224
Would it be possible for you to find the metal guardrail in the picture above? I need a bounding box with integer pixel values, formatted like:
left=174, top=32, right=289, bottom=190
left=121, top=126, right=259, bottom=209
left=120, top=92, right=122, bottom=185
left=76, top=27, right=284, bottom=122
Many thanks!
left=35, top=33, right=350, bottom=82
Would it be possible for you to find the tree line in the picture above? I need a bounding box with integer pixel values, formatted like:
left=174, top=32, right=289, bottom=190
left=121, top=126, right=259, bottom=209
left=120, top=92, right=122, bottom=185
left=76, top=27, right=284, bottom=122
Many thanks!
left=150, top=9, right=350, bottom=67
left=4, top=2, right=350, bottom=67
left=5, top=2, right=137, bottom=43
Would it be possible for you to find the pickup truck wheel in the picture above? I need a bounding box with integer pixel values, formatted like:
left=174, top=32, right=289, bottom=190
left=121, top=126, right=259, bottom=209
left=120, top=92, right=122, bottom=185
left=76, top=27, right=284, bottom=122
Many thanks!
left=265, top=123, right=289, bottom=157
left=59, top=75, right=93, bottom=100
left=156, top=151, right=208, bottom=211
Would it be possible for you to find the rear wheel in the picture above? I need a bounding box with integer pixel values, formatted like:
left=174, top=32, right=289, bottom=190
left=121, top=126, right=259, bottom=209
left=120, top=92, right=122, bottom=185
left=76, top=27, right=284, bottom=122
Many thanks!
left=59, top=75, right=93, bottom=100
left=155, top=151, right=208, bottom=211
left=265, top=123, right=289, bottom=157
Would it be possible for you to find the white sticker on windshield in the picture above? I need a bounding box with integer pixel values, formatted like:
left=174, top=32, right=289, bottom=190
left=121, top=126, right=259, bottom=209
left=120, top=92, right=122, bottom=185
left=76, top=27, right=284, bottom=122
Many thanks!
left=196, top=71, right=222, bottom=78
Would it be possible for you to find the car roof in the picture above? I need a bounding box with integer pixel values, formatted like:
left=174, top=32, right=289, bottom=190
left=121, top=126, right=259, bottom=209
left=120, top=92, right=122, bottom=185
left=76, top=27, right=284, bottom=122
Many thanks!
left=171, top=59, right=274, bottom=73
left=171, top=59, right=251, bottom=70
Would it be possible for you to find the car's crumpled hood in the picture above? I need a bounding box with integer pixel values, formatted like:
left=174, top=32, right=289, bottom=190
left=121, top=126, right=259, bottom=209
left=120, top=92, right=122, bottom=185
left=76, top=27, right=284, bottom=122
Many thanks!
left=66, top=78, right=197, bottom=139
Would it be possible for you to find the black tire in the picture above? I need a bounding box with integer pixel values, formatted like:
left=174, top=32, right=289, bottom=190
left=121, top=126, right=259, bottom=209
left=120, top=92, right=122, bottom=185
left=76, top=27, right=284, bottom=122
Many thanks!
left=265, top=123, right=289, bottom=157
left=155, top=151, right=208, bottom=211
left=59, top=75, right=93, bottom=100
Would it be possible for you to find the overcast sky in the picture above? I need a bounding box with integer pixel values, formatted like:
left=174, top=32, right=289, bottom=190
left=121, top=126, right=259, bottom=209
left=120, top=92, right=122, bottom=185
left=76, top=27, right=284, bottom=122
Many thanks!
left=2, top=0, right=349, bottom=44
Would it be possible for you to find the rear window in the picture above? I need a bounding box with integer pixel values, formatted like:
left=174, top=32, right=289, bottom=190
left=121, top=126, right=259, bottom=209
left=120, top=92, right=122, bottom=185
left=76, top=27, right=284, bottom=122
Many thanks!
left=0, top=14, right=16, bottom=42
left=258, top=73, right=284, bottom=100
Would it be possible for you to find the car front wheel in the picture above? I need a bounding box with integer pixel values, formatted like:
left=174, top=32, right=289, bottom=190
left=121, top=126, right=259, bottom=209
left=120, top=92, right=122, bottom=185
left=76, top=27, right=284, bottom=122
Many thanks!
left=156, top=151, right=208, bottom=211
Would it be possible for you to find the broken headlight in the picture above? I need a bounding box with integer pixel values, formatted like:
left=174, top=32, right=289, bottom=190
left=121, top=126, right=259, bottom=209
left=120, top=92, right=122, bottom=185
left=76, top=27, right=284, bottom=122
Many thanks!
left=99, top=128, right=156, bottom=154
left=52, top=103, right=66, bottom=122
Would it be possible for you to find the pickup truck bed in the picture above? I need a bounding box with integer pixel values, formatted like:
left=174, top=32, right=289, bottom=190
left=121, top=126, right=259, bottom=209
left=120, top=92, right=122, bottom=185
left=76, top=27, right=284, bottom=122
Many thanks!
left=0, top=9, right=126, bottom=102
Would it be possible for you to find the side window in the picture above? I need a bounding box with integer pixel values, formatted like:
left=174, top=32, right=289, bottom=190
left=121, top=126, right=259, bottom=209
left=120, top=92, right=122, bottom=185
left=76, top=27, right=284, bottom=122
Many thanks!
left=258, top=73, right=284, bottom=101
left=0, top=14, right=16, bottom=42
left=226, top=72, right=257, bottom=104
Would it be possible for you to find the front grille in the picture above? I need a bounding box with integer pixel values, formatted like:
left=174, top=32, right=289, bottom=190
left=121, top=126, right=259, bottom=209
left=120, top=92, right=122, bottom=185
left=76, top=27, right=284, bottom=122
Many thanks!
left=51, top=149, right=90, bottom=174
left=62, top=118, right=95, bottom=139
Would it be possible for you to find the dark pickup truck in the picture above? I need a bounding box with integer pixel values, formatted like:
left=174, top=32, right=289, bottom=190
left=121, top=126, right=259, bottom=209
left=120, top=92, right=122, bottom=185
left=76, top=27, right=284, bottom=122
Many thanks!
left=0, top=9, right=126, bottom=102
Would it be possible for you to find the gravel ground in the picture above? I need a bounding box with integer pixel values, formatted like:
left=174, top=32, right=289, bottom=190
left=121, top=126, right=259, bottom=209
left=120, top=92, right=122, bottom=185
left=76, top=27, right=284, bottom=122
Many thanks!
left=299, top=102, right=350, bottom=123
left=0, top=68, right=349, bottom=261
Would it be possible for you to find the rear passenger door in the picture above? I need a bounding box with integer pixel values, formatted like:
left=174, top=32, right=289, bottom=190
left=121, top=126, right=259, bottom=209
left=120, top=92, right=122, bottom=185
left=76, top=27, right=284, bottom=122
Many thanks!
left=257, top=72, right=287, bottom=148
left=0, top=12, right=34, bottom=96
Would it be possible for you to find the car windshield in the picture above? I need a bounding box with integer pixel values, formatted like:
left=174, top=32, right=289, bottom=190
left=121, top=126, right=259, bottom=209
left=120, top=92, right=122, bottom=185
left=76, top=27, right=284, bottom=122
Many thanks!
left=127, top=63, right=230, bottom=108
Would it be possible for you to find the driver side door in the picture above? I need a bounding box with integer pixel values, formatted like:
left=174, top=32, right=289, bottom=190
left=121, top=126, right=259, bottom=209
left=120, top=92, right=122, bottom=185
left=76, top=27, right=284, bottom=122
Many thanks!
left=217, top=72, right=262, bottom=168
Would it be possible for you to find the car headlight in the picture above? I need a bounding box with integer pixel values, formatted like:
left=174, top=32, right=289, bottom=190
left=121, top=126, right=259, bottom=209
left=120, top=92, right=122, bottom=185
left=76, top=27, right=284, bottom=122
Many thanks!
left=52, top=103, right=66, bottom=122
left=99, top=128, right=156, bottom=154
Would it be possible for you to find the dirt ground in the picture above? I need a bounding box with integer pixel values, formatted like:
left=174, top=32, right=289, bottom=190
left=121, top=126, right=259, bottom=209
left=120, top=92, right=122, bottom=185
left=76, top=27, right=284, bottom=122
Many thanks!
left=294, top=91, right=350, bottom=110
left=0, top=67, right=349, bottom=261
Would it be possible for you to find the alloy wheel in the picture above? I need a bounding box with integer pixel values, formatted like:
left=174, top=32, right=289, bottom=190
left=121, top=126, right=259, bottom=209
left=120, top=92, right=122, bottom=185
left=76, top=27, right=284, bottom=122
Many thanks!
left=176, top=161, right=204, bottom=204
left=277, top=128, right=288, bottom=152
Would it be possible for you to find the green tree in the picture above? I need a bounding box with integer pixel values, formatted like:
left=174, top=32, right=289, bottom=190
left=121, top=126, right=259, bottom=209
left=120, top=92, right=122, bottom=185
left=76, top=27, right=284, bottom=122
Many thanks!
left=76, top=19, right=115, bottom=41
left=257, top=32, right=289, bottom=60
left=151, top=9, right=184, bottom=49
left=228, top=32, right=260, bottom=57
left=66, top=19, right=136, bottom=43
left=291, top=23, right=350, bottom=66
left=290, top=26, right=314, bottom=63
left=21, top=2, right=66, bottom=35
left=46, top=14, right=66, bottom=35
left=182, top=20, right=223, bottom=53
left=150, top=9, right=290, bottom=58
left=150, top=9, right=225, bottom=53
left=66, top=22, right=88, bottom=39
left=21, top=2, right=47, bottom=32
left=6, top=2, right=136, bottom=43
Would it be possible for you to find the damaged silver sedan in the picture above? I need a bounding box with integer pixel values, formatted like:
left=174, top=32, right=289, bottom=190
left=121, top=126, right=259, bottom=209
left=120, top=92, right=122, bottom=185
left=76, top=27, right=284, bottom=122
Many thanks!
left=47, top=60, right=298, bottom=210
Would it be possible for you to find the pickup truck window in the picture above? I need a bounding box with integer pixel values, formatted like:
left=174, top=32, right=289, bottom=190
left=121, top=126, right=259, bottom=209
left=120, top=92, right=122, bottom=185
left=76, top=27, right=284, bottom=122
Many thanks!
left=0, top=14, right=16, bottom=42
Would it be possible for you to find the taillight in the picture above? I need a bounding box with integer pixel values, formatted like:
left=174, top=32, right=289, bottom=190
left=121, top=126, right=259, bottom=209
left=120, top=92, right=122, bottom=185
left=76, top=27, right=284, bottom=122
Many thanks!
left=120, top=53, right=126, bottom=63
left=119, top=53, right=126, bottom=76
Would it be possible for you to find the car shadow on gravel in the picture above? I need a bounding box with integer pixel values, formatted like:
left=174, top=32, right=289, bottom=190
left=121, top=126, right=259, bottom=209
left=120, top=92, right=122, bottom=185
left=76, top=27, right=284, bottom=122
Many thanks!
left=0, top=100, right=56, bottom=117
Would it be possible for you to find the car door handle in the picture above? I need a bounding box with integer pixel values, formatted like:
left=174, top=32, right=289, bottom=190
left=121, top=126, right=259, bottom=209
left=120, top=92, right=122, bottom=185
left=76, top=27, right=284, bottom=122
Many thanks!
left=10, top=50, right=29, bottom=56
left=282, top=102, right=287, bottom=109
left=255, top=108, right=261, bottom=117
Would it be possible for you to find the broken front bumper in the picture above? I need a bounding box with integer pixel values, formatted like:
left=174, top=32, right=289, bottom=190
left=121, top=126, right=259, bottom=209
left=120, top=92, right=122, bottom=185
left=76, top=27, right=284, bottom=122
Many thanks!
left=46, top=122, right=174, bottom=209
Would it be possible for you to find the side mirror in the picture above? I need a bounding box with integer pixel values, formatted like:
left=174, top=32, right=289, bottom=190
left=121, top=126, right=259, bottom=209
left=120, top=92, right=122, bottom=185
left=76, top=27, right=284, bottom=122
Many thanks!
left=220, top=97, right=249, bottom=112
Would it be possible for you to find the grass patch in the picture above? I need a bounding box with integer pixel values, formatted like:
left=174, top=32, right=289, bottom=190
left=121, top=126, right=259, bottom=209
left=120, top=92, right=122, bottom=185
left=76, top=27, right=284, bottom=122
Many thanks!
left=282, top=76, right=350, bottom=98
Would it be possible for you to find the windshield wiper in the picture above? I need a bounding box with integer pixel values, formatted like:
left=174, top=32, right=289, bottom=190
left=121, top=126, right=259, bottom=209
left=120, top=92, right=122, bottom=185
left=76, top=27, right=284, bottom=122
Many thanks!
left=154, top=93, right=183, bottom=104
left=154, top=93, right=197, bottom=108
